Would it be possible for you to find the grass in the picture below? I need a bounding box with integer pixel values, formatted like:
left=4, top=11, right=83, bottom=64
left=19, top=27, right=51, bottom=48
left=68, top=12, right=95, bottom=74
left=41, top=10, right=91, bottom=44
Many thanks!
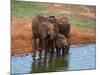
left=11, top=0, right=51, bottom=17
left=11, top=0, right=96, bottom=31
left=67, top=14, right=96, bottom=31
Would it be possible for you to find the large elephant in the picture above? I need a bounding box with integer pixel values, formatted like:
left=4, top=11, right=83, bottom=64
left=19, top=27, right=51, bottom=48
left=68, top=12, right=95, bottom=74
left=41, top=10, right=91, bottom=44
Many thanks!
left=32, top=15, right=59, bottom=51
left=38, top=21, right=59, bottom=50
left=32, top=15, right=47, bottom=50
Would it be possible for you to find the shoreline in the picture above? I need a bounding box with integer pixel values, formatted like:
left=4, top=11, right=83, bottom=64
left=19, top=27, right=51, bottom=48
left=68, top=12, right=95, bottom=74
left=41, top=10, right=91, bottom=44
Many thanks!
left=12, top=42, right=96, bottom=56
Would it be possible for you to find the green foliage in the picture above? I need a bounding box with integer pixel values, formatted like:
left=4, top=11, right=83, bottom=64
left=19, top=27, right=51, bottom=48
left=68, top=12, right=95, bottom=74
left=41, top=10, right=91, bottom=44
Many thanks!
left=11, top=0, right=51, bottom=17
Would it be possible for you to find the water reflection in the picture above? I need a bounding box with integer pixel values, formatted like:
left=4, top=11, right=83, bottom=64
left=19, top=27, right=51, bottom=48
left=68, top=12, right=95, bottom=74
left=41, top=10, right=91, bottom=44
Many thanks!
left=30, top=49, right=69, bottom=73
left=11, top=44, right=96, bottom=74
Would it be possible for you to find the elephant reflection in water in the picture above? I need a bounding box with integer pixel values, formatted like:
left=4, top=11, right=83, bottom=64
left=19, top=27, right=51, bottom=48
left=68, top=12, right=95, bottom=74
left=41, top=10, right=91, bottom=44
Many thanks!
left=30, top=50, right=69, bottom=73
left=47, top=53, right=69, bottom=72
left=30, top=50, right=48, bottom=73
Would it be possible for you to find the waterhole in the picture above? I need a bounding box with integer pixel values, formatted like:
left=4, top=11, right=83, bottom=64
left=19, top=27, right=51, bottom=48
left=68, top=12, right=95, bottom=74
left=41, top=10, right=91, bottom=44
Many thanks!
left=11, top=44, right=96, bottom=74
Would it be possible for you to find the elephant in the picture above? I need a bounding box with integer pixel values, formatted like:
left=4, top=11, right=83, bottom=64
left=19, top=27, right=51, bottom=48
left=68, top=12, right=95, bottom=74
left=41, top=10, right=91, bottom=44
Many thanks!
left=38, top=21, right=59, bottom=52
left=55, top=34, right=69, bottom=56
left=32, top=15, right=47, bottom=50
left=32, top=15, right=59, bottom=51
left=56, top=17, right=71, bottom=39
left=47, top=16, right=71, bottom=53
left=47, top=16, right=71, bottom=39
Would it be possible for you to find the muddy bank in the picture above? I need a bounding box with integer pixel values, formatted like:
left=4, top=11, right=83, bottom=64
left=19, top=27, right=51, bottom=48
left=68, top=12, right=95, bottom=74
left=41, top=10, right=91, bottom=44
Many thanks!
left=11, top=18, right=96, bottom=55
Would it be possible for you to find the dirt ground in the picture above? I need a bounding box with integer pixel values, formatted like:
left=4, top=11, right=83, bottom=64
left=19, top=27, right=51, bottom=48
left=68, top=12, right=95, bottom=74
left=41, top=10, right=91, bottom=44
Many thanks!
left=11, top=18, right=96, bottom=55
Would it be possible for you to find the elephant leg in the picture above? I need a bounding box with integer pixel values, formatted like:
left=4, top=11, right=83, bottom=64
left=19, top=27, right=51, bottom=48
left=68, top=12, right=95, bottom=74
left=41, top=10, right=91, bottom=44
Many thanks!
left=67, top=39, right=70, bottom=50
left=39, top=50, right=42, bottom=59
left=46, top=43, right=49, bottom=53
left=58, top=48, right=61, bottom=55
left=32, top=37, right=36, bottom=50
left=52, top=39, right=55, bottom=52
left=43, top=39, right=49, bottom=56
left=47, top=39, right=51, bottom=52
left=40, top=38, right=46, bottom=50
left=43, top=41, right=46, bottom=49
left=62, top=48, right=65, bottom=56
left=50, top=40, right=54, bottom=53
left=39, top=39, right=43, bottom=51
left=32, top=37, right=37, bottom=57
left=56, top=47, right=59, bottom=55
left=65, top=45, right=70, bottom=55
left=56, top=47, right=60, bottom=55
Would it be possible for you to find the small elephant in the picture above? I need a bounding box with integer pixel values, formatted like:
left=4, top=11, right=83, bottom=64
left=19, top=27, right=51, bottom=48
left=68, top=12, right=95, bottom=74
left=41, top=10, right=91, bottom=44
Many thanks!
left=55, top=34, right=69, bottom=55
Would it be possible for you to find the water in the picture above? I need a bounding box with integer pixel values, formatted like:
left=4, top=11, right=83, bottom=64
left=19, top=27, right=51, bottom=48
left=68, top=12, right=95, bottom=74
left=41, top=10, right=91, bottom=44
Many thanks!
left=11, top=44, right=96, bottom=74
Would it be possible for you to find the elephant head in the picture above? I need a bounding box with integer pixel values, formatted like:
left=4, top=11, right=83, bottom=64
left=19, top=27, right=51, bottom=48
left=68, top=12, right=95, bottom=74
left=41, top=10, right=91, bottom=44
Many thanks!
left=38, top=21, right=59, bottom=40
